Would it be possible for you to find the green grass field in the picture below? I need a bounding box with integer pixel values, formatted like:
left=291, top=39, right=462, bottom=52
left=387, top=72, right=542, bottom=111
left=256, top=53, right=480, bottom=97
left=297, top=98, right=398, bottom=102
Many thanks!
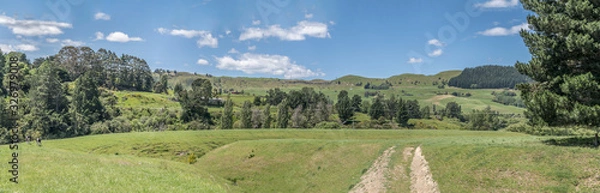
left=134, top=70, right=526, bottom=117
left=2, top=130, right=599, bottom=192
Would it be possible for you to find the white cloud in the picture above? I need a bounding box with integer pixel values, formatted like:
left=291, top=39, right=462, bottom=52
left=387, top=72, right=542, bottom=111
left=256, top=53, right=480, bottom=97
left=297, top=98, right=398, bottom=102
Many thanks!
left=0, top=15, right=72, bottom=36
left=105, top=31, right=143, bottom=42
left=228, top=48, right=239, bottom=54
left=329, top=21, right=335, bottom=25
left=428, top=39, right=444, bottom=47
left=239, top=20, right=330, bottom=41
left=428, top=49, right=443, bottom=57
left=252, top=20, right=261, bottom=25
left=157, top=28, right=168, bottom=34
left=475, top=0, right=519, bottom=8
left=196, top=33, right=218, bottom=48
left=248, top=45, right=256, bottom=51
left=225, top=30, right=231, bottom=35
left=197, top=59, right=209, bottom=65
left=493, top=21, right=500, bottom=26
left=61, top=39, right=85, bottom=47
left=305, top=13, right=313, bottom=19
left=94, top=31, right=104, bottom=40
left=170, top=29, right=208, bottom=38
left=215, top=53, right=325, bottom=79
left=158, top=28, right=218, bottom=48
left=407, top=57, right=423, bottom=64
left=94, top=12, right=111, bottom=20
left=0, top=44, right=38, bottom=52
left=46, top=38, right=59, bottom=43
left=477, top=23, right=530, bottom=36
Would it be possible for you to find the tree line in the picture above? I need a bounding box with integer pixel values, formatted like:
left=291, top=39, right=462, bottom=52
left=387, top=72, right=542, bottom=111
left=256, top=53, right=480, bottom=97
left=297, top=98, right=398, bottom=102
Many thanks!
left=448, top=65, right=532, bottom=89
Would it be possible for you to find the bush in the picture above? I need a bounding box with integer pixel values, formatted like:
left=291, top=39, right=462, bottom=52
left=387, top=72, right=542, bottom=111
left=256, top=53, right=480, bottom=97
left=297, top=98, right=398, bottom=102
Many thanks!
left=187, top=120, right=211, bottom=130
left=315, top=121, right=341, bottom=129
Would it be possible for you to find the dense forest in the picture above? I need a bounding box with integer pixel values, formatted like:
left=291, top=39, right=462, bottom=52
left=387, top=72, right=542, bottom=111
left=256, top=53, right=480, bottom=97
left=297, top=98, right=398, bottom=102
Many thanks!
left=448, top=65, right=532, bottom=89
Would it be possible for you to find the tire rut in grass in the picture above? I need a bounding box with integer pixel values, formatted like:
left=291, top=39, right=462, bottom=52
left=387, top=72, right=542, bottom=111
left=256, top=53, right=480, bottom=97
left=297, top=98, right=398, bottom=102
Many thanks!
left=349, top=146, right=396, bottom=193
left=410, top=146, right=440, bottom=193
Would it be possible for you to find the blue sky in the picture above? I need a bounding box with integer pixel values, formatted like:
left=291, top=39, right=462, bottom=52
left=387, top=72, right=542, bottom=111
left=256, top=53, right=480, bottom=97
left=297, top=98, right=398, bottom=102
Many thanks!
left=0, top=0, right=532, bottom=80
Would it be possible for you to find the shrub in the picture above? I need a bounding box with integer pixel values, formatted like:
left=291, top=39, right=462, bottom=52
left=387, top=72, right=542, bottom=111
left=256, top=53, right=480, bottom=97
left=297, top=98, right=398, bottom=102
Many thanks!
left=315, top=121, right=341, bottom=129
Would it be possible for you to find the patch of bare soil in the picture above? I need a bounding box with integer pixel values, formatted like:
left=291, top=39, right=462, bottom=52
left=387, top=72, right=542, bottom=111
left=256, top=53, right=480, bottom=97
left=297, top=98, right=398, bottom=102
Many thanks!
left=425, top=95, right=455, bottom=105
left=410, top=146, right=440, bottom=193
left=349, top=146, right=396, bottom=193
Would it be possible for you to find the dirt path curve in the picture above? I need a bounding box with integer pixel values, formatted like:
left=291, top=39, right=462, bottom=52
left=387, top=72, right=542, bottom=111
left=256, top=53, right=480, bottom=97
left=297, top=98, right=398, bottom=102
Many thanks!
left=410, top=146, right=440, bottom=193
left=349, top=146, right=396, bottom=193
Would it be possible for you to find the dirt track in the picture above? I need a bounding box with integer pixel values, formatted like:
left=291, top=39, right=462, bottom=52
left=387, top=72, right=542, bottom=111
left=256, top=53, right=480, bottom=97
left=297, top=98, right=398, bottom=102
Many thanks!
left=349, top=146, right=396, bottom=193
left=410, top=146, right=440, bottom=193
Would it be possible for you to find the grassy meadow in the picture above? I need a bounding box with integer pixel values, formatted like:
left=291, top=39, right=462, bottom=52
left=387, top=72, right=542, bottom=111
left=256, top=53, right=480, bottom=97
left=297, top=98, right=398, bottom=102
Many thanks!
left=2, top=130, right=599, bottom=192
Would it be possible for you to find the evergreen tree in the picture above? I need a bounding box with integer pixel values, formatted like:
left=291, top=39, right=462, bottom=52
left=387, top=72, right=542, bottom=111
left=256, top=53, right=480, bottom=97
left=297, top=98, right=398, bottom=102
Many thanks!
left=396, top=98, right=409, bottom=127
left=420, top=106, right=431, bottom=119
left=240, top=101, right=252, bottom=128
left=516, top=0, right=600, bottom=139
left=335, top=90, right=354, bottom=124
left=385, top=95, right=398, bottom=120
left=71, top=71, right=107, bottom=136
left=221, top=97, right=234, bottom=129
left=444, top=102, right=462, bottom=120
left=28, top=61, right=71, bottom=137
left=153, top=74, right=169, bottom=94
left=369, top=97, right=385, bottom=120
left=351, top=94, right=362, bottom=112
left=276, top=99, right=290, bottom=128
left=174, top=82, right=183, bottom=98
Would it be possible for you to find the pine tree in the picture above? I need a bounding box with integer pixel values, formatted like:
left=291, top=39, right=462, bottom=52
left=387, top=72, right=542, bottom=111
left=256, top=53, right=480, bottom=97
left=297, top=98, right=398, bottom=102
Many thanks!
left=369, top=97, right=385, bottom=120
left=71, top=71, right=107, bottom=136
left=335, top=90, right=354, bottom=124
left=516, top=0, right=600, bottom=139
left=28, top=61, right=71, bottom=137
left=396, top=98, right=409, bottom=127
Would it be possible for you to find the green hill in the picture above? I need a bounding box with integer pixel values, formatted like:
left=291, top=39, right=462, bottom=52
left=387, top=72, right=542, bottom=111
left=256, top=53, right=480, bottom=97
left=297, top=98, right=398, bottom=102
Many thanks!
left=3, top=130, right=599, bottom=192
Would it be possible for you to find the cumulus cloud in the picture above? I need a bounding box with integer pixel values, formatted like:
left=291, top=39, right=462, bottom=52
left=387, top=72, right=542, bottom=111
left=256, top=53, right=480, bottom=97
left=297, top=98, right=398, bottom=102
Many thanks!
left=427, top=39, right=444, bottom=57
left=477, top=23, right=530, bottom=36
left=94, top=12, right=111, bottom=20
left=197, top=59, right=209, bottom=65
left=225, top=30, right=231, bottom=35
left=329, top=21, right=335, bottom=25
left=0, top=15, right=72, bottom=36
left=428, top=49, right=443, bottom=57
left=105, top=31, right=143, bottom=42
left=239, top=20, right=330, bottom=41
left=215, top=53, right=325, bottom=79
left=252, top=20, right=261, bottom=25
left=407, top=57, right=423, bottom=64
left=428, top=39, right=444, bottom=47
left=157, top=28, right=218, bottom=48
left=94, top=32, right=104, bottom=40
left=475, top=0, right=519, bottom=8
left=248, top=45, right=256, bottom=51
left=0, top=44, right=38, bottom=52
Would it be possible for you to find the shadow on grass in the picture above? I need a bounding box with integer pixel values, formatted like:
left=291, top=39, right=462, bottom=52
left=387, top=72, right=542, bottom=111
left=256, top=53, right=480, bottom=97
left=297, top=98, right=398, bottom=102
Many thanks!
left=542, top=137, right=599, bottom=148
